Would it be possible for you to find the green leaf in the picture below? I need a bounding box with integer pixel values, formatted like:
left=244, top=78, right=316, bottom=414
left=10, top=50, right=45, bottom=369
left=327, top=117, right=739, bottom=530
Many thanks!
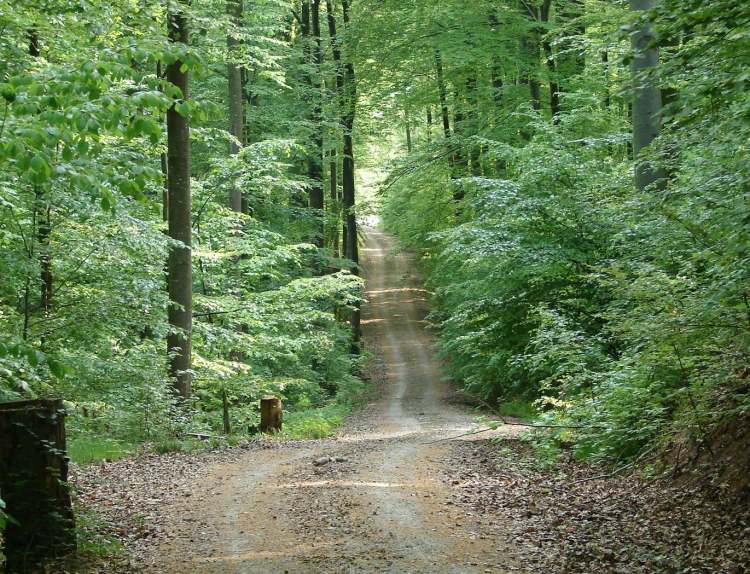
left=174, top=101, right=190, bottom=117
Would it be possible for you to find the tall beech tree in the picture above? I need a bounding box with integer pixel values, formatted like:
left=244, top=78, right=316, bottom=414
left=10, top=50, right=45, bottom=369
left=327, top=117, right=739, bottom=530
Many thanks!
left=340, top=0, right=360, bottom=349
left=309, top=0, right=325, bottom=247
left=327, top=0, right=345, bottom=258
left=166, top=2, right=193, bottom=399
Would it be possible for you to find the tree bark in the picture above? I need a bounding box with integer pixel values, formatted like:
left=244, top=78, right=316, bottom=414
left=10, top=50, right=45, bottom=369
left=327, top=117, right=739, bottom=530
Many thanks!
left=630, top=0, right=665, bottom=192
left=166, top=2, right=193, bottom=400
left=28, top=31, right=53, bottom=340
left=434, top=49, right=451, bottom=139
left=329, top=147, right=340, bottom=256
left=222, top=389, right=231, bottom=434
left=540, top=0, right=561, bottom=123
left=327, top=0, right=344, bottom=259
left=602, top=50, right=611, bottom=109
left=519, top=1, right=542, bottom=112
left=466, top=76, right=481, bottom=175
left=426, top=107, right=433, bottom=144
left=405, top=109, right=412, bottom=152
left=260, top=396, right=283, bottom=432
left=341, top=0, right=360, bottom=352
left=309, top=0, right=324, bottom=247
left=488, top=11, right=507, bottom=174
left=227, top=0, right=244, bottom=212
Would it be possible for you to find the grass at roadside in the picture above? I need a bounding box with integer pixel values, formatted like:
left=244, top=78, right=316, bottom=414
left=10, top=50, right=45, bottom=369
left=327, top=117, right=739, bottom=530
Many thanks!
left=280, top=403, right=349, bottom=439
left=68, top=436, right=133, bottom=465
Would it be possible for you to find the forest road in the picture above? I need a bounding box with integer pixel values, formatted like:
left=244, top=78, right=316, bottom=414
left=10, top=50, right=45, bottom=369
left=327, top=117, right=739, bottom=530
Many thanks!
left=144, top=228, right=520, bottom=574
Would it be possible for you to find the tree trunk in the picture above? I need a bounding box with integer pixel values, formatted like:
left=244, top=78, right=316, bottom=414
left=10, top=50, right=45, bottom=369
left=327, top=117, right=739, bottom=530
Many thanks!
left=222, top=389, right=231, bottom=434
left=326, top=0, right=348, bottom=262
left=519, top=1, right=542, bottom=112
left=260, top=396, right=283, bottom=433
left=341, top=0, right=360, bottom=352
left=466, top=76, right=481, bottom=175
left=540, top=0, right=561, bottom=123
left=426, top=107, right=433, bottom=144
left=405, top=109, right=412, bottom=152
left=452, top=87, right=466, bottom=184
left=329, top=147, right=340, bottom=256
left=630, top=0, right=665, bottom=192
left=327, top=0, right=344, bottom=259
left=0, top=399, right=75, bottom=572
left=227, top=0, right=244, bottom=212
left=37, top=191, right=52, bottom=330
left=28, top=31, right=53, bottom=341
left=434, top=49, right=451, bottom=139
left=488, top=11, right=507, bottom=174
left=166, top=2, right=193, bottom=400
left=602, top=50, right=611, bottom=109
left=309, top=0, right=324, bottom=248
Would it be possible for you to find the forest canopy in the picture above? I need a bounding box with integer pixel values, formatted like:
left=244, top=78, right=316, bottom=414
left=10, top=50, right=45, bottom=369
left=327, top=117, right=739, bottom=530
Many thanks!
left=1, top=0, right=748, bottom=472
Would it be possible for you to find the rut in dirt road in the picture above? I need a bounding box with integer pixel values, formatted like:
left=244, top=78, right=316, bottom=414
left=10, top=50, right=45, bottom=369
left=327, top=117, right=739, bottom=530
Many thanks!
left=143, top=229, right=519, bottom=574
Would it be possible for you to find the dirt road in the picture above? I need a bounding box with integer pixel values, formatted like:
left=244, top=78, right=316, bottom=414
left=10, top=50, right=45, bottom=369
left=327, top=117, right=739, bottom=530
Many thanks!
left=144, top=229, right=518, bottom=573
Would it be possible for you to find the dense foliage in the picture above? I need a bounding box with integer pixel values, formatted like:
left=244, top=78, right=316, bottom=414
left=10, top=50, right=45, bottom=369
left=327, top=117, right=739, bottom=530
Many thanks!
left=1, top=0, right=747, bottom=475
left=369, top=0, right=750, bottom=461
left=0, top=0, right=364, bottom=449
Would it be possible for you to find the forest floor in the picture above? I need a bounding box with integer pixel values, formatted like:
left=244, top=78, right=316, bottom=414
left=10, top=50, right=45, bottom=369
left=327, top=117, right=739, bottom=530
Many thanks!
left=70, top=229, right=750, bottom=574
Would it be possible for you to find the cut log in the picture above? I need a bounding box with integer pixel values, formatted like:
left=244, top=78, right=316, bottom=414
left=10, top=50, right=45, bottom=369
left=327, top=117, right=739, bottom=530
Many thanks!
left=0, top=399, right=76, bottom=572
left=260, top=396, right=283, bottom=433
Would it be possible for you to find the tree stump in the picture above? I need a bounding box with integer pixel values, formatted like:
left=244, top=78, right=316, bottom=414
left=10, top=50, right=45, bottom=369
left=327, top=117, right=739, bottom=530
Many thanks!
left=0, top=399, right=76, bottom=572
left=260, top=396, right=282, bottom=433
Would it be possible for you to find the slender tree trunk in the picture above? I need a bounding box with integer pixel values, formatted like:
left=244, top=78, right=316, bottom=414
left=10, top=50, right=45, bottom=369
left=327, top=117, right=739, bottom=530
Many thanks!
left=488, top=11, right=507, bottom=174
left=166, top=2, right=193, bottom=400
left=434, top=49, right=451, bottom=139
left=326, top=0, right=347, bottom=261
left=488, top=11, right=504, bottom=108
left=466, top=76, right=481, bottom=175
left=341, top=0, right=360, bottom=352
left=426, top=107, right=433, bottom=144
left=309, top=0, right=324, bottom=247
left=630, top=0, right=665, bottom=192
left=28, top=31, right=53, bottom=338
left=452, top=87, right=466, bottom=175
left=519, top=1, right=542, bottom=112
left=227, top=0, right=244, bottom=212
left=329, top=147, right=339, bottom=256
left=602, top=50, right=611, bottom=109
left=405, top=109, right=412, bottom=152
left=38, top=198, right=52, bottom=324
left=540, top=0, right=561, bottom=123
left=490, top=68, right=506, bottom=174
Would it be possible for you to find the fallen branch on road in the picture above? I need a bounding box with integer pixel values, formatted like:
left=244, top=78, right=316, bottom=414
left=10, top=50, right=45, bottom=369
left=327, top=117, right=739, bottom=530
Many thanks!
left=424, top=420, right=607, bottom=445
